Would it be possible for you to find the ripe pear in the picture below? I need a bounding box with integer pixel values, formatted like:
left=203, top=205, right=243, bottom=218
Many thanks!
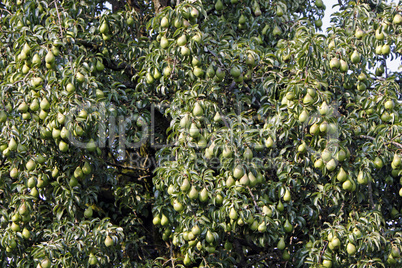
left=283, top=189, right=291, bottom=202
left=299, top=110, right=309, bottom=123
left=382, top=44, right=390, bottom=55
left=265, top=136, right=274, bottom=148
left=337, top=167, right=348, bottom=182
left=215, top=0, right=224, bottom=11
left=375, top=29, right=384, bottom=40
left=355, top=28, right=364, bottom=39
left=226, top=176, right=235, bottom=187
left=326, top=159, right=337, bottom=171
left=350, top=50, right=361, bottom=64
left=346, top=242, right=356, bottom=255
left=340, top=59, right=349, bottom=73
left=199, top=188, right=208, bottom=202
left=233, top=165, right=244, bottom=179
left=99, top=21, right=110, bottom=34
left=314, top=158, right=324, bottom=169
left=393, top=14, right=402, bottom=25
left=193, top=102, right=203, bottom=116
left=9, top=137, right=18, bottom=151
left=393, top=154, right=401, bottom=169
left=229, top=207, right=238, bottom=220
left=329, top=58, right=340, bottom=69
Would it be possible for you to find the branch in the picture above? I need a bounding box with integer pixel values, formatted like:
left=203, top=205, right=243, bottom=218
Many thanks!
left=367, top=177, right=375, bottom=210
left=247, top=186, right=261, bottom=213
left=53, top=0, right=63, bottom=38
left=358, top=135, right=402, bottom=149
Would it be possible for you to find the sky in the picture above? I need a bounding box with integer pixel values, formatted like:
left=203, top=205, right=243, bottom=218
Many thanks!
left=321, top=0, right=400, bottom=72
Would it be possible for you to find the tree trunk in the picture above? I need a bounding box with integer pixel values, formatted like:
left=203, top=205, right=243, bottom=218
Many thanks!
left=152, top=0, right=169, bottom=14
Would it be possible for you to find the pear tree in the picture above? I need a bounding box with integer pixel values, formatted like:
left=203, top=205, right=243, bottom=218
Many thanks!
left=0, top=0, right=402, bottom=267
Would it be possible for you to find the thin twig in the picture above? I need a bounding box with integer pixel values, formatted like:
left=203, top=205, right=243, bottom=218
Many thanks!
left=359, top=135, right=402, bottom=149
left=54, top=1, right=64, bottom=38
left=367, top=178, right=375, bottom=210
left=247, top=186, right=261, bottom=213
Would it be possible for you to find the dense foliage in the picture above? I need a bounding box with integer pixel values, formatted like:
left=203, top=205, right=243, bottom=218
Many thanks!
left=0, top=0, right=402, bottom=267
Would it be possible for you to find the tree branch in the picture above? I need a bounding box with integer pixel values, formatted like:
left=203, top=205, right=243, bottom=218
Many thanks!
left=358, top=135, right=402, bottom=149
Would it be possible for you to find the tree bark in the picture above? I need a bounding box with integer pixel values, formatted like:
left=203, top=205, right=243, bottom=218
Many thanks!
left=152, top=0, right=169, bottom=14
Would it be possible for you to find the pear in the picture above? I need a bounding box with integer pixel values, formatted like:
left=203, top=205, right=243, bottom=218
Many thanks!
left=319, top=101, right=329, bottom=115
left=45, top=50, right=55, bottom=64
left=88, top=253, right=98, bottom=265
left=282, top=189, right=291, bottom=202
left=193, top=102, right=203, bottom=116
left=299, top=110, right=309, bottom=123
left=161, top=214, right=168, bottom=226
left=303, top=93, right=314, bottom=105
left=357, top=170, right=368, bottom=185
left=248, top=172, right=258, bottom=187
left=160, top=36, right=169, bottom=49
left=381, top=44, right=390, bottom=55
left=329, top=58, right=340, bottom=69
left=284, top=219, right=293, bottom=233
left=153, top=215, right=161, bottom=225
left=326, top=159, right=337, bottom=171
left=99, top=21, right=110, bottom=34
left=233, top=165, right=244, bottom=179
left=183, top=253, right=191, bottom=266
left=9, top=137, right=18, bottom=151
left=26, top=159, right=36, bottom=172
left=276, top=6, right=284, bottom=17
left=277, top=200, right=284, bottom=212
left=215, top=0, right=224, bottom=11
left=273, top=25, right=282, bottom=36
left=189, top=123, right=200, bottom=138
left=82, top=161, right=92, bottom=175
left=160, top=16, right=169, bottom=28
left=176, top=34, right=187, bottom=46
left=346, top=242, right=356, bottom=255
left=19, top=203, right=28, bottom=215
left=229, top=207, right=238, bottom=220
left=350, top=50, right=361, bottom=64
left=375, top=29, right=384, bottom=40
left=199, top=188, right=208, bottom=202
left=226, top=176, right=235, bottom=187
left=310, top=123, right=319, bottom=135
left=173, top=199, right=184, bottom=212
left=373, top=157, right=383, bottom=169
left=40, top=98, right=50, bottom=111
left=206, top=230, right=214, bottom=243
left=355, top=28, right=364, bottom=39
left=315, top=0, right=324, bottom=8
left=298, top=142, right=307, bottom=154
left=104, top=235, right=114, bottom=247
left=277, top=237, right=286, bottom=250
left=84, top=206, right=93, bottom=218
left=340, top=59, right=349, bottom=73
left=188, top=186, right=198, bottom=200
left=314, top=158, right=324, bottom=169
left=392, top=153, right=401, bottom=168
left=243, top=147, right=253, bottom=160
left=265, top=136, right=274, bottom=148
left=393, top=14, right=402, bottom=25
left=239, top=173, right=249, bottom=186
left=337, top=167, right=348, bottom=182
left=282, top=250, right=290, bottom=261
